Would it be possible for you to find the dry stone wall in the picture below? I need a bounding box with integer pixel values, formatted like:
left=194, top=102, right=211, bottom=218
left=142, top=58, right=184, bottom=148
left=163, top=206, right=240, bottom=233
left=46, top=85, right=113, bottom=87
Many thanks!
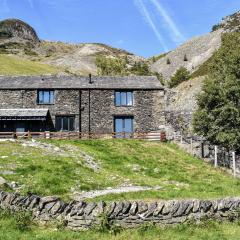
left=1, top=190, right=240, bottom=231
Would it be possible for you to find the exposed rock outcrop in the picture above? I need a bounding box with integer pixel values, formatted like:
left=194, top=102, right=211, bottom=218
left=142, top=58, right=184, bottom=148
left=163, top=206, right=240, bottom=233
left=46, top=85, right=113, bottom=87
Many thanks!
left=0, top=19, right=39, bottom=42
left=151, top=30, right=222, bottom=81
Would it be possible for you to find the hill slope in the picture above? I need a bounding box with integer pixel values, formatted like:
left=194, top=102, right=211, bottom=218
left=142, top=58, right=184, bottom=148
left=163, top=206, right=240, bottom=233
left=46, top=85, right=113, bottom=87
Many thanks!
left=150, top=30, right=222, bottom=81
left=0, top=19, right=145, bottom=76
left=0, top=54, right=62, bottom=75
left=0, top=139, right=239, bottom=202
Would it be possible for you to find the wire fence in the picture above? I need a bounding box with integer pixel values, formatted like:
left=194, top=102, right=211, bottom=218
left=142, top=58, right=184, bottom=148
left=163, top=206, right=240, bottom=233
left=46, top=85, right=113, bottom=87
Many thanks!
left=171, top=133, right=240, bottom=178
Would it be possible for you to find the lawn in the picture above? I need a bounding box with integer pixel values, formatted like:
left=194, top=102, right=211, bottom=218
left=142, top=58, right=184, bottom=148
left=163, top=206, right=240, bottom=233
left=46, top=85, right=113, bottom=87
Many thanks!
left=0, top=139, right=239, bottom=201
left=1, top=209, right=240, bottom=240
left=0, top=54, right=62, bottom=75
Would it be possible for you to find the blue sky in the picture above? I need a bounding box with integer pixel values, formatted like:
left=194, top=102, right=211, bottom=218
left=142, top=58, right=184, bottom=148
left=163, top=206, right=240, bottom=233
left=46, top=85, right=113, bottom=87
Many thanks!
left=0, top=0, right=240, bottom=57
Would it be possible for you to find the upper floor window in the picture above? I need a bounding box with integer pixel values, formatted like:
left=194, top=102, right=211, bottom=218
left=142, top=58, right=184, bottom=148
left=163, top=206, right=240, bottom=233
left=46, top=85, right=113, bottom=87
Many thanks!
left=115, top=91, right=133, bottom=106
left=38, top=90, right=54, bottom=104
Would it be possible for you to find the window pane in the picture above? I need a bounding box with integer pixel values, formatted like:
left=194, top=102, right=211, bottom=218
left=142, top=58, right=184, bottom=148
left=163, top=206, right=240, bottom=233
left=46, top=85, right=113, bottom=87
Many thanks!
left=124, top=118, right=133, bottom=133
left=63, top=117, right=69, bottom=131
left=115, top=118, right=123, bottom=138
left=39, top=91, right=44, bottom=104
left=50, top=91, right=54, bottom=104
left=43, top=91, right=50, bottom=104
left=56, top=117, right=62, bottom=131
left=69, top=117, right=75, bottom=131
left=38, top=90, right=54, bottom=104
left=127, top=92, right=133, bottom=106
left=115, top=92, right=121, bottom=106
left=121, top=92, right=127, bottom=105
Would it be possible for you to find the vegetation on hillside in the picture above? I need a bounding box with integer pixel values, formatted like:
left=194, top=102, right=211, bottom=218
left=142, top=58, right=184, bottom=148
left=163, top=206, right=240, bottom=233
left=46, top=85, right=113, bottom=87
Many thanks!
left=149, top=52, right=168, bottom=63
left=96, top=55, right=164, bottom=84
left=212, top=11, right=240, bottom=32
left=0, top=54, right=62, bottom=75
left=95, top=56, right=127, bottom=76
left=0, top=139, right=240, bottom=201
left=169, top=67, right=191, bottom=88
left=193, top=33, right=240, bottom=152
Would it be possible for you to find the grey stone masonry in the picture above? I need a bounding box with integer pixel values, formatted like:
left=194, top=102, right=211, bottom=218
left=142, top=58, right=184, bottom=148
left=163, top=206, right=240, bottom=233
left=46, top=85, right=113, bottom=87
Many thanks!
left=1, top=190, right=240, bottom=231
left=0, top=88, right=165, bottom=133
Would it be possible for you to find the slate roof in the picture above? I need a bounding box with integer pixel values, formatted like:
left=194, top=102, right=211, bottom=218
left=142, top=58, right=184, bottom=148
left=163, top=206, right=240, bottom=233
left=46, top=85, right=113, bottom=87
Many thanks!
left=0, top=109, right=48, bottom=117
left=0, top=75, right=164, bottom=90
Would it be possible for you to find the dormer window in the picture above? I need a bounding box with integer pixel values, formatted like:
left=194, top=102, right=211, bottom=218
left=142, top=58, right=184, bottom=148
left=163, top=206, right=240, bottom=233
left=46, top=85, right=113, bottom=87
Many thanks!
left=37, top=90, right=54, bottom=104
left=115, top=91, right=133, bottom=106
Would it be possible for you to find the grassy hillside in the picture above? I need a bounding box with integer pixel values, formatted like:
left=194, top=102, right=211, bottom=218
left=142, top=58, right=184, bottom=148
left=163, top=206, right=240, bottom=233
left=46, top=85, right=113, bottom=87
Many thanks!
left=0, top=54, right=62, bottom=75
left=0, top=139, right=240, bottom=201
left=1, top=139, right=240, bottom=239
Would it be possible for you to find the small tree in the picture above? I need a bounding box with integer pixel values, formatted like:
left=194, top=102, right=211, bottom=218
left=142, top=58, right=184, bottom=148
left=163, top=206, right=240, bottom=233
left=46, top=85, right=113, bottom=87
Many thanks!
left=193, top=32, right=240, bottom=152
left=96, top=55, right=127, bottom=76
left=169, top=67, right=190, bottom=88
left=130, top=62, right=151, bottom=76
left=166, top=58, right=171, bottom=65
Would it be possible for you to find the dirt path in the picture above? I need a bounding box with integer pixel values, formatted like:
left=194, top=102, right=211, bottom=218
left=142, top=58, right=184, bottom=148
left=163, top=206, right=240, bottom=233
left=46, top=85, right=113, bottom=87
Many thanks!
left=73, top=185, right=163, bottom=200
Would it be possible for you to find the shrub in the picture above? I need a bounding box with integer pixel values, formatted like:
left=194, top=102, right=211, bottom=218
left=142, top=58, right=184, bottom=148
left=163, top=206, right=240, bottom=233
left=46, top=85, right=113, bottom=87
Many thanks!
left=131, top=61, right=151, bottom=76
left=166, top=58, right=171, bottom=64
left=193, top=32, right=240, bottom=152
left=96, top=55, right=127, bottom=76
left=169, top=67, right=190, bottom=88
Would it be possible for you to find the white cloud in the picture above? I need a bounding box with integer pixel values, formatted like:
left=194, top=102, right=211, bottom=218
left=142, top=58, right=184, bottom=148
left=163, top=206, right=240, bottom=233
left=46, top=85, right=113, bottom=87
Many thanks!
left=27, top=0, right=34, bottom=9
left=150, top=0, right=185, bottom=43
left=134, top=0, right=169, bottom=52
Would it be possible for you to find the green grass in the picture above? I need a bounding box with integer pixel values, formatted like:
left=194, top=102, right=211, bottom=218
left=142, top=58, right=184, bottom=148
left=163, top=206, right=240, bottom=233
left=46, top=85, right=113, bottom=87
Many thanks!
left=1, top=208, right=240, bottom=240
left=0, top=54, right=62, bottom=75
left=0, top=139, right=240, bottom=201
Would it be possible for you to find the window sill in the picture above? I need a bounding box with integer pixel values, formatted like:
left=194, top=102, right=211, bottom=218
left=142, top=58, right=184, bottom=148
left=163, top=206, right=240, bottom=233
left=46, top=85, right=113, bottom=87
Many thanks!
left=115, top=105, right=134, bottom=107
left=37, top=103, right=55, bottom=105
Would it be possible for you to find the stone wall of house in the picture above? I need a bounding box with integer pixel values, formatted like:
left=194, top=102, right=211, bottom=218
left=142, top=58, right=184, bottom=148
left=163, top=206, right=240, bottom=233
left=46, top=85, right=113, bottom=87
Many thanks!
left=1, top=190, right=240, bottom=231
left=0, top=89, right=164, bottom=133
left=81, top=90, right=165, bottom=133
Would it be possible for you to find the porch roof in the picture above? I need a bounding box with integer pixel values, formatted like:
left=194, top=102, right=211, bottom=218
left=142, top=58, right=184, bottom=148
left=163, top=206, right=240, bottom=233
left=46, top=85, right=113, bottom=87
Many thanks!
left=0, top=109, right=48, bottom=120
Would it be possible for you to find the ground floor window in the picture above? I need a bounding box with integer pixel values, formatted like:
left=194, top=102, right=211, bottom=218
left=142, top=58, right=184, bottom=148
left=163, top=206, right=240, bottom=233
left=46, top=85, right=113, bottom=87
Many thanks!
left=55, top=116, right=75, bottom=132
left=114, top=116, right=134, bottom=138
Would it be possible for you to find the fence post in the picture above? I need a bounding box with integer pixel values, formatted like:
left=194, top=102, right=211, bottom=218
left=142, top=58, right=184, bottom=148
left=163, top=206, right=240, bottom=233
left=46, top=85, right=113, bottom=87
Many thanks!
left=180, top=135, right=183, bottom=144
left=232, top=151, right=236, bottom=178
left=214, top=145, right=218, bottom=168
left=190, top=138, right=193, bottom=154
left=45, top=131, right=50, bottom=139
left=201, top=142, right=204, bottom=158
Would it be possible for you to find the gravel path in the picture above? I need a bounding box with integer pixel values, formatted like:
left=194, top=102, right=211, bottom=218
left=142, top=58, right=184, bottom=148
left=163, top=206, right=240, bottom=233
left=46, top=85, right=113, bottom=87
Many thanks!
left=73, top=185, right=163, bottom=200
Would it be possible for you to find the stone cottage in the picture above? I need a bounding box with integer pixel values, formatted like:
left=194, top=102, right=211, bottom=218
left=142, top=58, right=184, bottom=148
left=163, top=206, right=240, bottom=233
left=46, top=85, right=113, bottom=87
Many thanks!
left=0, top=75, right=165, bottom=136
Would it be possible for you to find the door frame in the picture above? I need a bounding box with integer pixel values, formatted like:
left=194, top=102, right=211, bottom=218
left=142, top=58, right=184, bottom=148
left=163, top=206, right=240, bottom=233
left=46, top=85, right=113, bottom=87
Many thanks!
left=113, top=115, right=134, bottom=138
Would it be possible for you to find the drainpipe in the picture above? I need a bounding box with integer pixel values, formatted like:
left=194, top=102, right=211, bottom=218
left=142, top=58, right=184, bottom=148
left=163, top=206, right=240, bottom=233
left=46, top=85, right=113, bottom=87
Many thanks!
left=79, top=90, right=82, bottom=134
left=88, top=74, right=93, bottom=135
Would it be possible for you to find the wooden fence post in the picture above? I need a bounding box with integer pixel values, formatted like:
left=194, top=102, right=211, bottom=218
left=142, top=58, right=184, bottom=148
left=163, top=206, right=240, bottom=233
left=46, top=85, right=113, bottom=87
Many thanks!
left=232, top=151, right=236, bottom=178
left=214, top=145, right=218, bottom=168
